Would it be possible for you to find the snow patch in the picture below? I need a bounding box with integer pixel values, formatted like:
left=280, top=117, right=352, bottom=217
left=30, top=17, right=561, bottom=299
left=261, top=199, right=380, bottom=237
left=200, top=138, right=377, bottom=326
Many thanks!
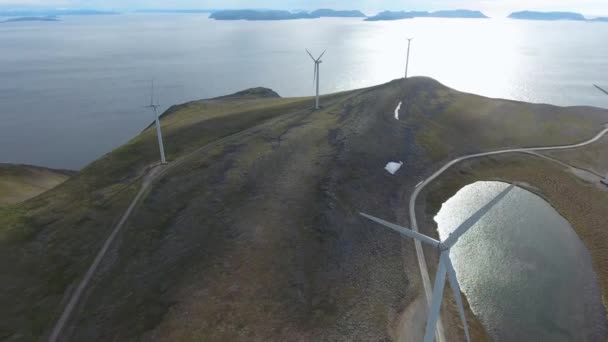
left=394, top=101, right=402, bottom=120
left=385, top=161, right=403, bottom=175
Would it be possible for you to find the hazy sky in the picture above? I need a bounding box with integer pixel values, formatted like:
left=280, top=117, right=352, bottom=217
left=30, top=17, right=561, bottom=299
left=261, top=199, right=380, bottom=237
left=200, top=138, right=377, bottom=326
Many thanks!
left=1, top=0, right=607, bottom=16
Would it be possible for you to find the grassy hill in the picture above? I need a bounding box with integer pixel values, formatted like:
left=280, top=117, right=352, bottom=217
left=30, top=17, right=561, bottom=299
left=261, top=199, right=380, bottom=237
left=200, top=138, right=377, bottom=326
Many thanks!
left=0, top=164, right=72, bottom=206
left=1, top=77, right=607, bottom=341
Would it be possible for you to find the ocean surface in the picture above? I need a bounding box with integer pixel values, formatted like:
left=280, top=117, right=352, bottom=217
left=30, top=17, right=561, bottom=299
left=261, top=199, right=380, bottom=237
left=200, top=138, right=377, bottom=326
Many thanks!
left=435, top=181, right=607, bottom=341
left=2, top=15, right=608, bottom=169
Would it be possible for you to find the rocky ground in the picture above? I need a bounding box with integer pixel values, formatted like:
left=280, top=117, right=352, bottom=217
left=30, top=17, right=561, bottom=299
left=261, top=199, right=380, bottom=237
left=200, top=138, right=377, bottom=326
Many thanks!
left=1, top=77, right=607, bottom=341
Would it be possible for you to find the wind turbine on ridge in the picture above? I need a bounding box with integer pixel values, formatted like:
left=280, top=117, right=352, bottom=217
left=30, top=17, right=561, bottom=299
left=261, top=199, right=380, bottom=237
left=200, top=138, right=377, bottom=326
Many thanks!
left=146, top=80, right=167, bottom=165
left=405, top=37, right=414, bottom=78
left=306, top=49, right=326, bottom=110
left=360, top=184, right=515, bottom=342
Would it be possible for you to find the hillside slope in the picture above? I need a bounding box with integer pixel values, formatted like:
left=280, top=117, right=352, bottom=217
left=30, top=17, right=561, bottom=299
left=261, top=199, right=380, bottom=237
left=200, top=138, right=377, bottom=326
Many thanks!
left=1, top=77, right=607, bottom=341
left=0, top=164, right=72, bottom=206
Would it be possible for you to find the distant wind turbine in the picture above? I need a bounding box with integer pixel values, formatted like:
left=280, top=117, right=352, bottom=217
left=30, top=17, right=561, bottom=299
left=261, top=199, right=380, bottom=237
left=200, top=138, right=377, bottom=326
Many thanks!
left=306, top=49, right=326, bottom=110
left=146, top=80, right=167, bottom=164
left=405, top=37, right=414, bottom=78
left=360, top=184, right=515, bottom=342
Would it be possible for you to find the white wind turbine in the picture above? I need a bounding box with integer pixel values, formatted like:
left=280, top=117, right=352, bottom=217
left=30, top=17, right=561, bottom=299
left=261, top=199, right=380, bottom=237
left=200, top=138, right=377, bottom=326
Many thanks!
left=405, top=37, right=413, bottom=78
left=306, top=49, right=326, bottom=110
left=360, top=184, right=515, bottom=342
left=146, top=80, right=167, bottom=164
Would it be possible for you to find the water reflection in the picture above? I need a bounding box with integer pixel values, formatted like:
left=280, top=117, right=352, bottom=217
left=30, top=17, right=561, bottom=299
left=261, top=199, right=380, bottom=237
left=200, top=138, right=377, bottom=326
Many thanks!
left=435, top=181, right=607, bottom=341
left=2, top=17, right=608, bottom=168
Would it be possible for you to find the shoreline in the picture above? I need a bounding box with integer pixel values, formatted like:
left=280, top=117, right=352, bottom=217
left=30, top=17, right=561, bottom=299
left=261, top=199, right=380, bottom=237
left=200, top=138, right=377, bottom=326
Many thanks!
left=415, top=153, right=608, bottom=341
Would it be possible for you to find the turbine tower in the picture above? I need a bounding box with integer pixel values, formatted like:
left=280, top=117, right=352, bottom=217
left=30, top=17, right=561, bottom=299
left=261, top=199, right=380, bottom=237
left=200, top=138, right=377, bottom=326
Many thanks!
left=405, top=38, right=414, bottom=78
left=306, top=49, right=326, bottom=110
left=146, top=80, right=167, bottom=165
left=360, top=184, right=514, bottom=342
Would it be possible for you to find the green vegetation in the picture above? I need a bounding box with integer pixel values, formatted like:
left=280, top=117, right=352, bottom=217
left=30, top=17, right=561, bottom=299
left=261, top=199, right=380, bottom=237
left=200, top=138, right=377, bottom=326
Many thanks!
left=1, top=77, right=607, bottom=341
left=0, top=164, right=72, bottom=206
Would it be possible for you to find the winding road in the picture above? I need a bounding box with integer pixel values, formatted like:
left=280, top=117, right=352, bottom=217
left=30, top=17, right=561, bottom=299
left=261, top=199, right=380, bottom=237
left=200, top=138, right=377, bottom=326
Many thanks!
left=47, top=109, right=607, bottom=342
left=408, top=125, right=608, bottom=342
left=46, top=94, right=362, bottom=342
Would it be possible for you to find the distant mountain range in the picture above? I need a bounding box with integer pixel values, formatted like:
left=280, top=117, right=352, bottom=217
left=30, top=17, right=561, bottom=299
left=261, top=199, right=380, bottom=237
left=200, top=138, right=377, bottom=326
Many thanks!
left=365, top=10, right=488, bottom=21
left=1, top=8, right=607, bottom=23
left=209, top=9, right=365, bottom=20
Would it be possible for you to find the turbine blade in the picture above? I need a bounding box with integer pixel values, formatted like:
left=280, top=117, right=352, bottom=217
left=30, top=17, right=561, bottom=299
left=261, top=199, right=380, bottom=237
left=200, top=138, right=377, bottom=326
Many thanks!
left=424, top=251, right=448, bottom=342
left=594, top=84, right=608, bottom=96
left=443, top=184, right=514, bottom=248
left=444, top=254, right=471, bottom=342
left=360, top=213, right=440, bottom=247
left=306, top=49, right=315, bottom=61
left=313, top=63, right=317, bottom=87
left=317, top=49, right=326, bottom=61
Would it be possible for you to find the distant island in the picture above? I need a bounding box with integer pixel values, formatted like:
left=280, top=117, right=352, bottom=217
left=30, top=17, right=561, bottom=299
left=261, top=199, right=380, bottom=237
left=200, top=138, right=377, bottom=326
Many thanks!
left=365, top=10, right=488, bottom=21
left=364, top=11, right=414, bottom=21
left=209, top=9, right=366, bottom=20
left=592, top=17, right=608, bottom=22
left=508, top=11, right=586, bottom=21
left=310, top=9, right=366, bottom=18
left=1, top=16, right=60, bottom=23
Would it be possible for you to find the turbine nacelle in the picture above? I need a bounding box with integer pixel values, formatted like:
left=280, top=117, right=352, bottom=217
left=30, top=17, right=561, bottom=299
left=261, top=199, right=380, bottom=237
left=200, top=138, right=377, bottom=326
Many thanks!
left=438, top=242, right=449, bottom=251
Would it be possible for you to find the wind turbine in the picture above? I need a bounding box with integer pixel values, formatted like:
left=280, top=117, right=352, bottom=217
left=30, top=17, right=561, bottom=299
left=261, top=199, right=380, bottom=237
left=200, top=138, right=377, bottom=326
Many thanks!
left=405, top=38, right=414, bottom=79
left=146, top=80, right=167, bottom=165
left=360, top=184, right=514, bottom=342
left=306, top=49, right=326, bottom=110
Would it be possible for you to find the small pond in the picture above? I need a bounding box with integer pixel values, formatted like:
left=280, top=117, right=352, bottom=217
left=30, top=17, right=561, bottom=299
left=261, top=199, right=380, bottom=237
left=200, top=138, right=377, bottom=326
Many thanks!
left=435, top=181, right=607, bottom=341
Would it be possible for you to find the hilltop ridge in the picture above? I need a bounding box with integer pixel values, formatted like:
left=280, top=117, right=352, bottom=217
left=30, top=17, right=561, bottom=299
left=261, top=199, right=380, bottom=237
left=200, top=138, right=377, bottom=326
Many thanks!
left=2, top=77, right=608, bottom=341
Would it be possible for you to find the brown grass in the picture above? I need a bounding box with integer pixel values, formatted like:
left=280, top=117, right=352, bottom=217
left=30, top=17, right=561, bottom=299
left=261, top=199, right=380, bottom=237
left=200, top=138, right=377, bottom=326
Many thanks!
left=0, top=164, right=73, bottom=205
